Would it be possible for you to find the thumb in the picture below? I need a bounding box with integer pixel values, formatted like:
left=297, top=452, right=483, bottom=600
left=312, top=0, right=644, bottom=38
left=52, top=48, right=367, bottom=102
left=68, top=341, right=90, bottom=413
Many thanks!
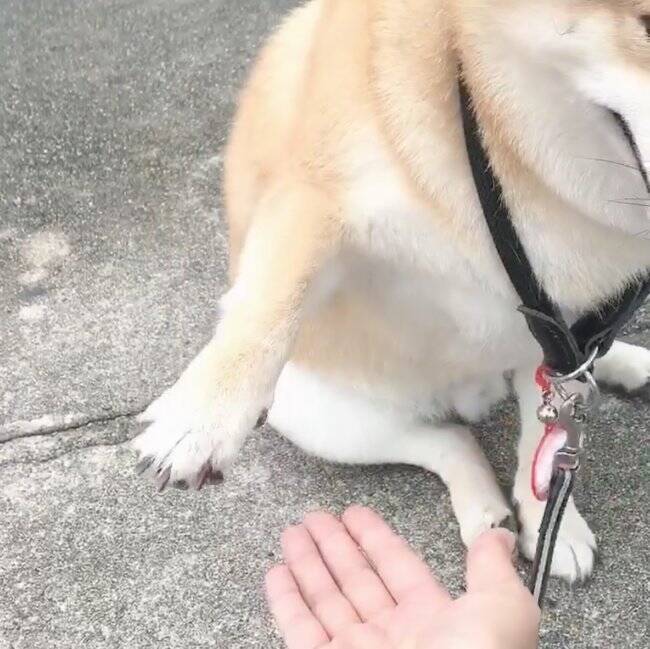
left=466, top=528, right=521, bottom=592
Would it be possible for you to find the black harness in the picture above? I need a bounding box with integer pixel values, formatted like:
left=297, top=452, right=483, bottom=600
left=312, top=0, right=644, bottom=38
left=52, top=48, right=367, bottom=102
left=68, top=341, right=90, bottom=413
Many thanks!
left=458, top=75, right=650, bottom=607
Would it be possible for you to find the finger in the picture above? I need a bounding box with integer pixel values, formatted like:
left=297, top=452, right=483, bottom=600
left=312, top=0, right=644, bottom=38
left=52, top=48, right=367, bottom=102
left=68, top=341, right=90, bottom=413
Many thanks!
left=466, top=528, right=520, bottom=592
left=282, top=523, right=361, bottom=636
left=266, top=565, right=330, bottom=649
left=342, top=506, right=450, bottom=606
left=303, top=511, right=396, bottom=621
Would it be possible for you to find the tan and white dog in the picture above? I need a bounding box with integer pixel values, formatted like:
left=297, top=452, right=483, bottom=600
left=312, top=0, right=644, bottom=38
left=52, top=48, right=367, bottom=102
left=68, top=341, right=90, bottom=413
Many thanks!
left=134, top=0, right=650, bottom=582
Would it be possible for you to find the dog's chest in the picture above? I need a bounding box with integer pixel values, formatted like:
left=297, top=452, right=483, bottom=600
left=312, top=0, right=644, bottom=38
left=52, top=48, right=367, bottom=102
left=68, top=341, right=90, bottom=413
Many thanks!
left=343, top=139, right=488, bottom=281
left=342, top=251, right=538, bottom=375
left=341, top=143, right=539, bottom=373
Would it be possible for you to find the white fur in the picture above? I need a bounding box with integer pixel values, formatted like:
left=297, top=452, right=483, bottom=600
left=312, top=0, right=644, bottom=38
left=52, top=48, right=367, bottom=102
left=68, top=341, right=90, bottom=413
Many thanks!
left=269, top=362, right=512, bottom=547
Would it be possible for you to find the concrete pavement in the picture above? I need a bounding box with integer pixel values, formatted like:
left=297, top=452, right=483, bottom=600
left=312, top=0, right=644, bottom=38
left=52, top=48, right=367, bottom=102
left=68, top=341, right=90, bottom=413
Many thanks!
left=1, top=1, right=648, bottom=647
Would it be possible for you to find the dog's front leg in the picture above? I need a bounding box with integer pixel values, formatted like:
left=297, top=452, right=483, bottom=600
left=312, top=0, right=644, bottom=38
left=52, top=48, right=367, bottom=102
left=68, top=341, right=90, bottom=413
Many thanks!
left=134, top=184, right=341, bottom=490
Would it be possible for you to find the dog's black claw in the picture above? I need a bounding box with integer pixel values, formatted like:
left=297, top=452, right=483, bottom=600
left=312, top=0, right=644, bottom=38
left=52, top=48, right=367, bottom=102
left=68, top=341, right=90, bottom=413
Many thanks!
left=171, top=479, right=189, bottom=491
left=255, top=409, right=268, bottom=429
left=194, top=463, right=223, bottom=490
left=207, top=470, right=224, bottom=485
left=136, top=456, right=154, bottom=475
left=156, top=466, right=172, bottom=493
left=195, top=463, right=212, bottom=491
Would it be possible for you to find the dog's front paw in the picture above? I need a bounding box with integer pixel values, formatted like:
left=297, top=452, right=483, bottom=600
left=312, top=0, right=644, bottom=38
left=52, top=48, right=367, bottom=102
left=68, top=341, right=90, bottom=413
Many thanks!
left=595, top=341, right=650, bottom=393
left=517, top=494, right=596, bottom=583
left=456, top=500, right=515, bottom=548
left=133, top=349, right=267, bottom=491
left=133, top=393, right=229, bottom=491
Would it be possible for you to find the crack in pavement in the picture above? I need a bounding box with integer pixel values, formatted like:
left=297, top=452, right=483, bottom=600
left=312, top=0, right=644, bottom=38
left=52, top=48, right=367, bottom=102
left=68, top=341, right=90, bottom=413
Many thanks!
left=0, top=435, right=134, bottom=467
left=0, top=406, right=146, bottom=444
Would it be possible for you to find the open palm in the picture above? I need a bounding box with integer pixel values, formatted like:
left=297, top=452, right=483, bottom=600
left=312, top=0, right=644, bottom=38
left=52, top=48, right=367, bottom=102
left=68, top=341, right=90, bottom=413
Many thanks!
left=266, top=506, right=539, bottom=649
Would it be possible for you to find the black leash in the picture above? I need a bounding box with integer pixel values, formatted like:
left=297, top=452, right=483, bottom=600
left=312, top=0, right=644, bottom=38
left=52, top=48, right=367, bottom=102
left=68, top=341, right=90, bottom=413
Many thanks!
left=529, top=469, right=575, bottom=604
left=458, top=73, right=650, bottom=608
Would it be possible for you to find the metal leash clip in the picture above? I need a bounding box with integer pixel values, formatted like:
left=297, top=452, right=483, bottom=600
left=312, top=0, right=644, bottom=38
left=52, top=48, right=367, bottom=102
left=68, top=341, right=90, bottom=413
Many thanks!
left=547, top=347, right=600, bottom=470
left=532, top=347, right=599, bottom=501
left=552, top=393, right=586, bottom=472
left=528, top=347, right=601, bottom=606
left=549, top=345, right=600, bottom=409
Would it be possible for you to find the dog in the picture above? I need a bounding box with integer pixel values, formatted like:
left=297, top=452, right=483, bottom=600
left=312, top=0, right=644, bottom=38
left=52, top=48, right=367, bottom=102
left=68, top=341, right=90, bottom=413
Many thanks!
left=133, top=0, right=650, bottom=582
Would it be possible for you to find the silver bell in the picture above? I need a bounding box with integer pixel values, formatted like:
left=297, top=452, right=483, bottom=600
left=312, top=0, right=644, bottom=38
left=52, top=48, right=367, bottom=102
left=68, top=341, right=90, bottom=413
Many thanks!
left=537, top=402, right=559, bottom=424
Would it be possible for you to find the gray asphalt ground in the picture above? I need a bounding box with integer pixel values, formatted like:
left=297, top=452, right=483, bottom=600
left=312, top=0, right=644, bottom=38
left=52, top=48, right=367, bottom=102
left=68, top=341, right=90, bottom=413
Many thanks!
left=1, top=1, right=649, bottom=648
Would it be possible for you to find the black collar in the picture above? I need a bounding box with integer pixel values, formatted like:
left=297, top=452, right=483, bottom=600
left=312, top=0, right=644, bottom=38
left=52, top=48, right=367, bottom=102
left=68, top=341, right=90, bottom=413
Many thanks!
left=458, top=76, right=650, bottom=376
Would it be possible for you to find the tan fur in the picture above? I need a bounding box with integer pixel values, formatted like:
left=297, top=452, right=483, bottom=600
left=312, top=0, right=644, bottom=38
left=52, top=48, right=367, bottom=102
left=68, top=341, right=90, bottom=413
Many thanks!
left=222, top=0, right=650, bottom=382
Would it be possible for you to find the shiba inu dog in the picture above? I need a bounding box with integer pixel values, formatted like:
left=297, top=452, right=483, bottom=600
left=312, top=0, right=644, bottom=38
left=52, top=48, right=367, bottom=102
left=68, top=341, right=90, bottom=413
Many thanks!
left=133, top=0, right=650, bottom=582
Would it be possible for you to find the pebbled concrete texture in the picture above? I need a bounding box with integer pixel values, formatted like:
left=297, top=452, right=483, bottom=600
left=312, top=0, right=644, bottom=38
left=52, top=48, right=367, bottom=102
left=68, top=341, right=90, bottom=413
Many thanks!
left=0, top=1, right=648, bottom=648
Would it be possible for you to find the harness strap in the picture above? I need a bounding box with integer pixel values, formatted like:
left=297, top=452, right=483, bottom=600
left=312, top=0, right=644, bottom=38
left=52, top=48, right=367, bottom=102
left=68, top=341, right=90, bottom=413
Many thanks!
left=458, top=76, right=650, bottom=375
left=612, top=112, right=650, bottom=192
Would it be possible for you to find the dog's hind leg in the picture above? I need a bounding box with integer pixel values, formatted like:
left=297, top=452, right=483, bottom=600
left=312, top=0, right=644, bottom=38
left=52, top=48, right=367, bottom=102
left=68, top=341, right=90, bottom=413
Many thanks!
left=268, top=362, right=512, bottom=547
left=134, top=184, right=342, bottom=490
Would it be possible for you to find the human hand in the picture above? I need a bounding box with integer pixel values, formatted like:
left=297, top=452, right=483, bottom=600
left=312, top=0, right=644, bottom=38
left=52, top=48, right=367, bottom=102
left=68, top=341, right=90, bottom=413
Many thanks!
left=265, top=506, right=539, bottom=649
